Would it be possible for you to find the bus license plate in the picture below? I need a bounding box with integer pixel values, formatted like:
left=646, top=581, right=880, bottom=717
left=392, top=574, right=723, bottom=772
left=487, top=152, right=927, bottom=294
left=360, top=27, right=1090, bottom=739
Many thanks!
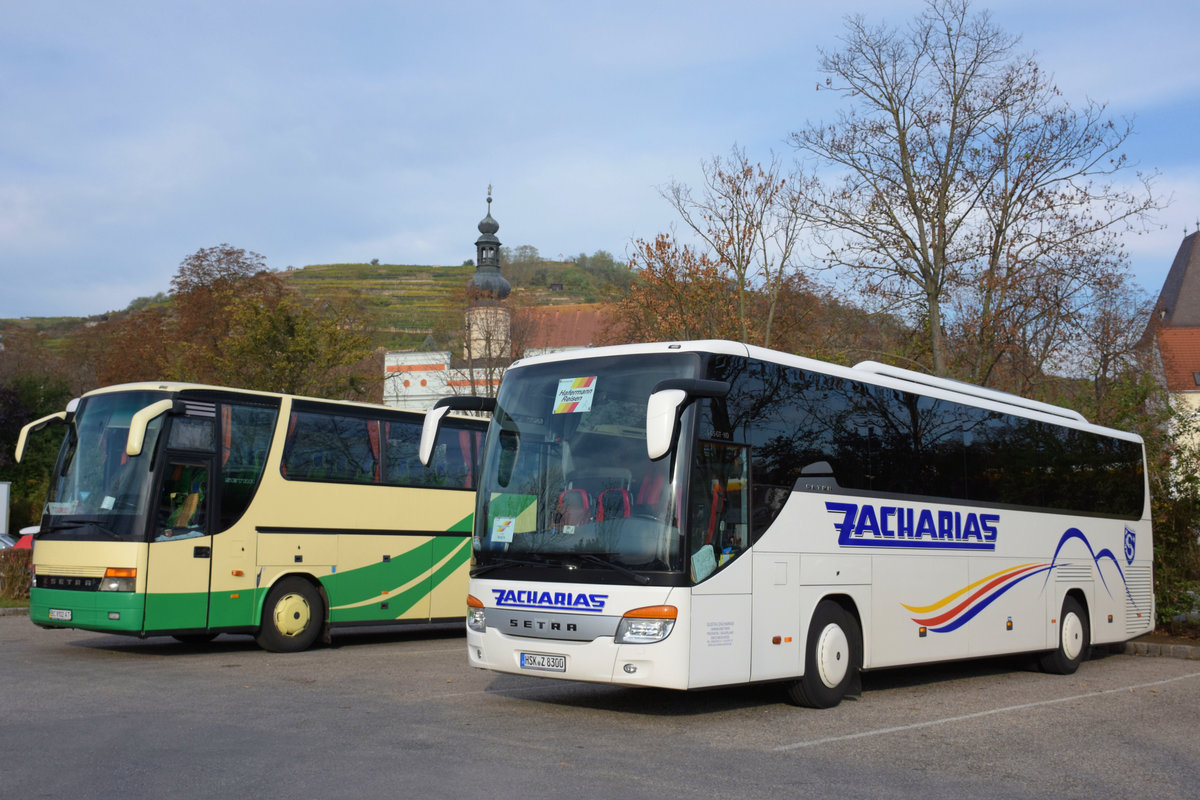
left=49, top=609, right=72, bottom=621
left=520, top=652, right=566, bottom=672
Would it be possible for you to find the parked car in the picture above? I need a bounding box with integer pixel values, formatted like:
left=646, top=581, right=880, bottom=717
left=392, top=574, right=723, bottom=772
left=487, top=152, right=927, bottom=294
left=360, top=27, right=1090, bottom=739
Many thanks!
left=13, top=527, right=35, bottom=549
left=0, top=533, right=15, bottom=549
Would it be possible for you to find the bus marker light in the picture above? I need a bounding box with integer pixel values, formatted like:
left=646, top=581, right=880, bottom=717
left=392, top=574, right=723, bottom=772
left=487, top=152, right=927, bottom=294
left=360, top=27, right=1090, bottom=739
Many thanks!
left=919, top=627, right=928, bottom=638
left=467, top=594, right=487, bottom=633
left=231, top=593, right=240, bottom=599
left=100, top=568, right=136, bottom=592
left=232, top=570, right=244, bottom=577
left=616, top=606, right=677, bottom=644
left=1006, top=617, right=1013, bottom=631
left=108, top=612, right=120, bottom=620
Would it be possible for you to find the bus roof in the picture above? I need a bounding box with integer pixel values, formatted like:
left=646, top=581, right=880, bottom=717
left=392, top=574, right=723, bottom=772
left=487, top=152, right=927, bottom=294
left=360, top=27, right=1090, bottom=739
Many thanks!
left=73, top=382, right=465, bottom=420
left=507, top=340, right=1143, bottom=444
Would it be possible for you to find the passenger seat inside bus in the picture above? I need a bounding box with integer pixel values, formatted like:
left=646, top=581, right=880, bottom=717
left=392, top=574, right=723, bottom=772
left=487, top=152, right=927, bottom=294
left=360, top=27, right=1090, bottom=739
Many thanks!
left=555, top=488, right=591, bottom=527
left=597, top=487, right=631, bottom=520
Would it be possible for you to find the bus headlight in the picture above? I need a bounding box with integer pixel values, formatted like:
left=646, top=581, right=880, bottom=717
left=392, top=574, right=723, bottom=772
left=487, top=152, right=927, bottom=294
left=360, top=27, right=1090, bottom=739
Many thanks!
left=466, top=594, right=486, bottom=633
left=615, top=605, right=677, bottom=644
left=99, top=567, right=136, bottom=592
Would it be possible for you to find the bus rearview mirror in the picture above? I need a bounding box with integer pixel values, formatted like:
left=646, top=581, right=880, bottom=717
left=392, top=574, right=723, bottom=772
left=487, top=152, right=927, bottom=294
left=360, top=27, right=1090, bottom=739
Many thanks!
left=646, top=389, right=688, bottom=461
left=419, top=406, right=452, bottom=466
left=125, top=399, right=177, bottom=457
left=419, top=396, right=497, bottom=466
left=14, top=411, right=68, bottom=464
left=645, top=379, right=731, bottom=461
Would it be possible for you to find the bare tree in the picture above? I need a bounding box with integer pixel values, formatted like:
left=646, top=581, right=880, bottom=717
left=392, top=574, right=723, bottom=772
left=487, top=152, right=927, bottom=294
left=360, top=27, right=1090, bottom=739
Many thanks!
left=790, top=0, right=1161, bottom=378
left=661, top=146, right=813, bottom=348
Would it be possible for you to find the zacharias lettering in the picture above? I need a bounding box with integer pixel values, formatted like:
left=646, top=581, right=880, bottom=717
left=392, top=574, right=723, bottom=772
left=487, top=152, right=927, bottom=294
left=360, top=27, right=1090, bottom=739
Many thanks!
left=828, top=502, right=999, bottom=551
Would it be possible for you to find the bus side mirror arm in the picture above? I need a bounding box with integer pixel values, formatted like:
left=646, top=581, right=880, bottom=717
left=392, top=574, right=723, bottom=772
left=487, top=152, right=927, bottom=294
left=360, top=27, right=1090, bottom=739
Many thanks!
left=14, top=411, right=68, bottom=464
left=419, top=396, right=496, bottom=466
left=645, top=379, right=730, bottom=461
left=126, top=399, right=184, bottom=457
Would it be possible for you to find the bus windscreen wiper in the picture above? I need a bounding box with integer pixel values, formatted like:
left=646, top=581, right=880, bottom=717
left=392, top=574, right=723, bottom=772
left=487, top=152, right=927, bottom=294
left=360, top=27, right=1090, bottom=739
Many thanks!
left=575, top=554, right=650, bottom=585
left=41, top=519, right=123, bottom=539
left=470, top=556, right=563, bottom=577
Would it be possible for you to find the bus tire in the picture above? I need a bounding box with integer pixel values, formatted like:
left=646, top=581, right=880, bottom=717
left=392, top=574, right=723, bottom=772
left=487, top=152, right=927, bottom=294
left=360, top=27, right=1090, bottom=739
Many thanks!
left=1039, top=595, right=1089, bottom=675
left=787, top=599, right=861, bottom=709
left=256, top=577, right=323, bottom=653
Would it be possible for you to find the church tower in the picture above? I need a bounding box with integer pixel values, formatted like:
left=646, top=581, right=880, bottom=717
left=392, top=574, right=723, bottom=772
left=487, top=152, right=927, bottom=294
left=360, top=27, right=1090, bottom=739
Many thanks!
left=465, top=187, right=512, bottom=362
left=1147, top=231, right=1200, bottom=421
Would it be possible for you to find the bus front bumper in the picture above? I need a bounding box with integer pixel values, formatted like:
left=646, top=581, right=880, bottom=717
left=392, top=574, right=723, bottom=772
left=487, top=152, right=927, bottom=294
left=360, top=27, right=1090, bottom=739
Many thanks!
left=466, top=624, right=689, bottom=690
left=30, top=587, right=145, bottom=633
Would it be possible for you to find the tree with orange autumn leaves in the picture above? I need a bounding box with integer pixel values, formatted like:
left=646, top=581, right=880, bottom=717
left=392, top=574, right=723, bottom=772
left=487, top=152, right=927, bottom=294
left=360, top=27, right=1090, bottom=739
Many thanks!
left=608, top=234, right=737, bottom=343
left=78, top=244, right=375, bottom=399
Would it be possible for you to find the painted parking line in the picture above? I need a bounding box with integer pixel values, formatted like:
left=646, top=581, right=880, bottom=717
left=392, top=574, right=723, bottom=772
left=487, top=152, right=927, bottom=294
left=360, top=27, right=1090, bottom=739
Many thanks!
left=773, top=671, right=1200, bottom=752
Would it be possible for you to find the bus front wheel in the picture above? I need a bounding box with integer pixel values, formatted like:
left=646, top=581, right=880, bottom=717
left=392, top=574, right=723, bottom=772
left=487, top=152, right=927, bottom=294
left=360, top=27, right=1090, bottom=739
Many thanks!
left=256, top=577, right=324, bottom=653
left=787, top=599, right=862, bottom=709
left=1039, top=596, right=1090, bottom=675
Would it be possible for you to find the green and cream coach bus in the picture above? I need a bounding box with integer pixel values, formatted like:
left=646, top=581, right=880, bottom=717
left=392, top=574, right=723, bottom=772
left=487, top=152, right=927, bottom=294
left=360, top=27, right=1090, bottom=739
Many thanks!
left=16, top=382, right=484, bottom=651
left=421, top=340, right=1153, bottom=707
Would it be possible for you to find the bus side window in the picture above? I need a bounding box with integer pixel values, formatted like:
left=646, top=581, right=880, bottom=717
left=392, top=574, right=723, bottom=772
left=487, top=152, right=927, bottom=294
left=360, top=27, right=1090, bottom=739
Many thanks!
left=219, top=404, right=278, bottom=530
left=689, top=442, right=749, bottom=583
left=157, top=462, right=210, bottom=540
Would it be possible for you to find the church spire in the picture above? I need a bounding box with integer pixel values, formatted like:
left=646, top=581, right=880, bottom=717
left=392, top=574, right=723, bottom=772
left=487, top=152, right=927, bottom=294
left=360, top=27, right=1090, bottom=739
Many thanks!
left=468, top=186, right=510, bottom=301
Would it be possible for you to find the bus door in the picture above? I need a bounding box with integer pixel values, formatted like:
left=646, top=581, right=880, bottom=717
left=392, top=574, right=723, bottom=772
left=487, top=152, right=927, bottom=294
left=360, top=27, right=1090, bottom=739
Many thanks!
left=143, top=455, right=215, bottom=631
left=688, top=441, right=753, bottom=687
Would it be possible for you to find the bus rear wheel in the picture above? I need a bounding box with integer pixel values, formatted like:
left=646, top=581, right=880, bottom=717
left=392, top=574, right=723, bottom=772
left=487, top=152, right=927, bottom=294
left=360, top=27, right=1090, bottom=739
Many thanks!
left=1039, top=596, right=1089, bottom=675
left=256, top=577, right=323, bottom=653
left=787, top=599, right=861, bottom=708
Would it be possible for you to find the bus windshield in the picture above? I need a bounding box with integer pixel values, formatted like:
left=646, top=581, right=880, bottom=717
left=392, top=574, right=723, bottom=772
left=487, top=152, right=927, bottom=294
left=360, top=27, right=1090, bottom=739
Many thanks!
left=475, top=352, right=700, bottom=576
left=41, top=390, right=168, bottom=542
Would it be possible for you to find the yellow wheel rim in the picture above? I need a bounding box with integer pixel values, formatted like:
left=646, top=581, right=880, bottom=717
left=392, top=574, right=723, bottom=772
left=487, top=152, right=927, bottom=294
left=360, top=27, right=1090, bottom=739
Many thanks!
left=273, top=592, right=311, bottom=638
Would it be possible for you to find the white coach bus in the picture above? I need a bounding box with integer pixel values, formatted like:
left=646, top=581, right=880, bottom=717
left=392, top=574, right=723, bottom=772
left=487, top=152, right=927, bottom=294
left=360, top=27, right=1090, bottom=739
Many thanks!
left=421, top=340, right=1153, bottom=706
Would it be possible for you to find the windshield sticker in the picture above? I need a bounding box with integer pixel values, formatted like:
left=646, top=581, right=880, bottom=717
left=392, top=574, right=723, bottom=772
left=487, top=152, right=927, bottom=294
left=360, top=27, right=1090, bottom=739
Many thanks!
left=691, top=544, right=717, bottom=582
left=492, top=516, right=516, bottom=544
left=553, top=377, right=597, bottom=414
left=488, top=493, right=539, bottom=538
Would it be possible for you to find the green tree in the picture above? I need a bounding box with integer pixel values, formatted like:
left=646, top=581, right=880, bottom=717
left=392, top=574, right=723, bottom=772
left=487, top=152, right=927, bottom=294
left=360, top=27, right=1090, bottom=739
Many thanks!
left=168, top=244, right=286, bottom=383
left=576, top=250, right=634, bottom=295
left=0, top=331, right=73, bottom=530
left=215, top=293, right=374, bottom=399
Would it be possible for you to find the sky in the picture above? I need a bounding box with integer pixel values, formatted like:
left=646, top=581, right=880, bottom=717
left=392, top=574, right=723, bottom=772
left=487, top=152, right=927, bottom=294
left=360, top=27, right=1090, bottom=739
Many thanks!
left=2, top=0, right=1199, bottom=319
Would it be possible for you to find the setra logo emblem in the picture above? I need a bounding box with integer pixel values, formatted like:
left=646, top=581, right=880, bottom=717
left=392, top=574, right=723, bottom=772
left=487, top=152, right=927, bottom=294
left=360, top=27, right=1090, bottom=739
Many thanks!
left=1124, top=527, right=1136, bottom=566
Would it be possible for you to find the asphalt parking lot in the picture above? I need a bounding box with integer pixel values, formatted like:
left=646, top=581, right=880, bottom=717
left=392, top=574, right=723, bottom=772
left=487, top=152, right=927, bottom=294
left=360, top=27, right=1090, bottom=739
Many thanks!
left=2, top=613, right=1198, bottom=799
